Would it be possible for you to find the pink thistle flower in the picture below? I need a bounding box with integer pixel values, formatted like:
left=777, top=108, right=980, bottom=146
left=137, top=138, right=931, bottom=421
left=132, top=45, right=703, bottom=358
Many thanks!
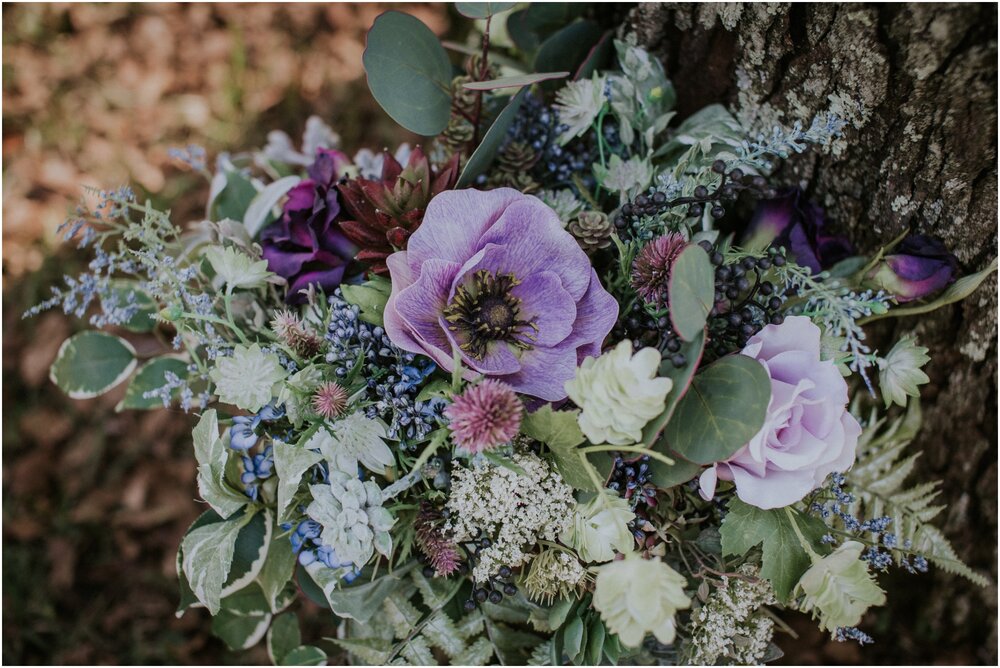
left=631, top=233, right=688, bottom=306
left=312, top=381, right=348, bottom=419
left=444, top=379, right=522, bottom=454
left=271, top=309, right=323, bottom=357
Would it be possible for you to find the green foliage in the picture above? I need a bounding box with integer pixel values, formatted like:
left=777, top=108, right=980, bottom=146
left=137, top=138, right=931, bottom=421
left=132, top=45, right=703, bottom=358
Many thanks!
left=116, top=356, right=188, bottom=411
left=667, top=244, right=715, bottom=341
left=363, top=11, right=453, bottom=136
left=102, top=280, right=158, bottom=332
left=272, top=439, right=323, bottom=523
left=844, top=401, right=988, bottom=586
left=180, top=507, right=258, bottom=614
left=463, top=72, right=569, bottom=91
left=268, top=613, right=328, bottom=666
left=456, top=88, right=528, bottom=188
left=720, top=500, right=828, bottom=602
left=455, top=2, right=516, bottom=19
left=212, top=168, right=259, bottom=222
left=212, top=584, right=275, bottom=651
left=663, top=354, right=771, bottom=465
left=340, top=276, right=392, bottom=327
left=506, top=4, right=586, bottom=53
left=533, top=21, right=602, bottom=78
left=49, top=331, right=137, bottom=399
left=520, top=404, right=597, bottom=491
left=548, top=595, right=626, bottom=665
left=305, top=560, right=417, bottom=623
left=193, top=409, right=249, bottom=519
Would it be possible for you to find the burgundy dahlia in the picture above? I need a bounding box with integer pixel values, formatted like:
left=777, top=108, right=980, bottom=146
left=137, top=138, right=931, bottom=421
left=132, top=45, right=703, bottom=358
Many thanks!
left=631, top=233, right=688, bottom=306
left=444, top=379, right=523, bottom=454
left=261, top=148, right=357, bottom=303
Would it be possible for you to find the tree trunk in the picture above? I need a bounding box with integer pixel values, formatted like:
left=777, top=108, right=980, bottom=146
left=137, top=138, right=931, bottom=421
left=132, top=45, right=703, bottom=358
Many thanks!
left=627, top=3, right=997, bottom=664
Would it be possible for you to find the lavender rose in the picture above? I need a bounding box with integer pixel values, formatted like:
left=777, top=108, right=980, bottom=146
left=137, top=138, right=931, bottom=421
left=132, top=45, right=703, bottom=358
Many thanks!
left=864, top=234, right=957, bottom=302
left=698, top=316, right=861, bottom=509
left=383, top=188, right=618, bottom=401
left=743, top=188, right=854, bottom=273
left=261, top=148, right=357, bottom=303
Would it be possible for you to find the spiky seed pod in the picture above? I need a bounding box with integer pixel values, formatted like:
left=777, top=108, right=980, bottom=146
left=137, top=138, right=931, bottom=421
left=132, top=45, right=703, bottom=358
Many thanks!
left=568, top=211, right=614, bottom=254
left=270, top=309, right=324, bottom=357
left=630, top=232, right=688, bottom=306
left=415, top=502, right=461, bottom=577
left=312, top=381, right=349, bottom=419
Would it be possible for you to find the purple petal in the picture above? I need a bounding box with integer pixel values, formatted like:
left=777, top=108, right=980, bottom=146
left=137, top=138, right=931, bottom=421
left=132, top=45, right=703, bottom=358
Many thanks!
left=500, top=343, right=580, bottom=402
left=392, top=258, right=461, bottom=368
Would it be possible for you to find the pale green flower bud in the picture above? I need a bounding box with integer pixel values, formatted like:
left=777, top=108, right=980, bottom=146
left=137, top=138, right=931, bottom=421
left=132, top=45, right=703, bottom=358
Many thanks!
left=562, top=492, right=635, bottom=563
left=877, top=335, right=930, bottom=408
left=797, top=541, right=886, bottom=633
left=593, top=552, right=691, bottom=648
left=564, top=340, right=672, bottom=445
left=204, top=245, right=272, bottom=289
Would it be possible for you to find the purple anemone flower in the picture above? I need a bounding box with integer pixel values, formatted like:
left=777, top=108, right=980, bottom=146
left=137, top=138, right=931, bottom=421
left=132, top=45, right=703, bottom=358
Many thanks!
left=743, top=188, right=854, bottom=273
left=865, top=234, right=957, bottom=302
left=383, top=188, right=618, bottom=401
left=261, top=148, right=357, bottom=303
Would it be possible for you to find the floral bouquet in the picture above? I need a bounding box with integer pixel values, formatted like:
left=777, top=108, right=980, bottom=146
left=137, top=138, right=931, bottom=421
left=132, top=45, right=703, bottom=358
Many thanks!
left=31, top=4, right=997, bottom=666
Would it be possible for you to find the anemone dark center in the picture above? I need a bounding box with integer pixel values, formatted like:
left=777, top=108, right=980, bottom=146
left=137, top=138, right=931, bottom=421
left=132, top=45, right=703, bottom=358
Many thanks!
left=443, top=270, right=537, bottom=359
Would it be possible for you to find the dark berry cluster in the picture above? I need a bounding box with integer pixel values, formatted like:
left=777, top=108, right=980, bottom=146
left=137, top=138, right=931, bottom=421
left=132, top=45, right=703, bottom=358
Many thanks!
left=612, top=302, right=688, bottom=368
left=607, top=454, right=657, bottom=508
left=454, top=533, right=519, bottom=612
left=700, top=241, right=788, bottom=358
left=613, top=160, right=779, bottom=238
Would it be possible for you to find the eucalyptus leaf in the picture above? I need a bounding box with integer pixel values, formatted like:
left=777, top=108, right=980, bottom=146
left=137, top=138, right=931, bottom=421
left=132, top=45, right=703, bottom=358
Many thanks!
left=455, top=2, right=516, bottom=19
left=533, top=20, right=602, bottom=80
left=116, top=356, right=188, bottom=411
left=49, top=331, right=137, bottom=400
left=457, top=87, right=528, bottom=187
left=463, top=71, right=569, bottom=91
left=663, top=354, right=771, bottom=465
left=667, top=244, right=715, bottom=341
left=363, top=11, right=453, bottom=136
left=506, top=4, right=586, bottom=53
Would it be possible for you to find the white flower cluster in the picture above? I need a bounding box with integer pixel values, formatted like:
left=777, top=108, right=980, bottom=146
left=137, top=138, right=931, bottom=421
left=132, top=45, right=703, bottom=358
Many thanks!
left=524, top=548, right=589, bottom=605
left=445, top=451, right=575, bottom=582
left=684, top=565, right=777, bottom=665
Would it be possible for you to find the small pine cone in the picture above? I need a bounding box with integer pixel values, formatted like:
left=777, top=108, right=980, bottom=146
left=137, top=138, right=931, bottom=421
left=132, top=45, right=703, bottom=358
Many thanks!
left=568, top=211, right=613, bottom=254
left=438, top=116, right=474, bottom=155
left=465, top=54, right=500, bottom=81
left=451, top=76, right=478, bottom=115
left=488, top=170, right=539, bottom=194
left=497, top=141, right=538, bottom=172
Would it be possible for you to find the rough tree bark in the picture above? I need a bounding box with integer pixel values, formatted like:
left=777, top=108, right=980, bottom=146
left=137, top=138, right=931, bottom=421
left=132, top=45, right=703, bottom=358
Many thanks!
left=626, top=3, right=998, bottom=664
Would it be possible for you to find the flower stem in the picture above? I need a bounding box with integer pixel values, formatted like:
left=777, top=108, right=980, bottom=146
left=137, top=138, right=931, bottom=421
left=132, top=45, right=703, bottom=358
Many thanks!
left=581, top=444, right=675, bottom=467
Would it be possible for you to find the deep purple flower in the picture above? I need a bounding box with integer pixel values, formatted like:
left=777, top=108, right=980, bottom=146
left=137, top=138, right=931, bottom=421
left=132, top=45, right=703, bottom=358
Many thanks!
left=383, top=188, right=618, bottom=401
left=261, top=148, right=357, bottom=303
left=864, top=234, right=957, bottom=302
left=743, top=188, right=854, bottom=273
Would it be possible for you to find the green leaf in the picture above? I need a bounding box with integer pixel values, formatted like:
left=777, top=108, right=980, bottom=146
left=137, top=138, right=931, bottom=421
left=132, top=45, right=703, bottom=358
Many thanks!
left=456, top=87, right=528, bottom=188
left=562, top=615, right=585, bottom=663
left=667, top=244, right=715, bottom=341
left=363, top=11, right=452, bottom=136
left=521, top=405, right=598, bottom=491
left=663, top=354, right=770, bottom=465
left=223, top=507, right=272, bottom=597
left=860, top=257, right=998, bottom=323
left=455, top=2, right=516, bottom=19
left=181, top=507, right=256, bottom=614
left=719, top=499, right=827, bottom=602
left=585, top=616, right=606, bottom=666
left=533, top=20, right=602, bottom=81
left=244, top=175, right=301, bottom=237
left=340, top=280, right=391, bottom=327
left=272, top=439, right=323, bottom=523
left=268, top=613, right=301, bottom=664
left=506, top=4, right=586, bottom=53
left=212, top=169, right=259, bottom=222
left=49, top=331, right=137, bottom=399
left=303, top=560, right=416, bottom=622
left=256, top=522, right=298, bottom=612
left=573, top=31, right=614, bottom=80
left=281, top=646, right=327, bottom=666
left=462, top=71, right=569, bottom=91
left=116, top=356, right=188, bottom=411
left=102, top=280, right=158, bottom=332
left=193, top=409, right=248, bottom=519
left=329, top=637, right=390, bottom=665
left=211, top=584, right=273, bottom=650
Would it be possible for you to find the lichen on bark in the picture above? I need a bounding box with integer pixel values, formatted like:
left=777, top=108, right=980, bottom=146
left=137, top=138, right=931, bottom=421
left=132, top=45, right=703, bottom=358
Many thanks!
left=628, top=3, right=997, bottom=663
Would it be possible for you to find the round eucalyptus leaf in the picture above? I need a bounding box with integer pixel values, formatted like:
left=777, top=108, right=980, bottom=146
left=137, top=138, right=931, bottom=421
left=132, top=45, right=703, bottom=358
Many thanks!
left=363, top=11, right=453, bottom=136
left=667, top=244, right=715, bottom=341
left=49, top=331, right=137, bottom=399
left=455, top=2, right=516, bottom=19
left=663, top=354, right=771, bottom=465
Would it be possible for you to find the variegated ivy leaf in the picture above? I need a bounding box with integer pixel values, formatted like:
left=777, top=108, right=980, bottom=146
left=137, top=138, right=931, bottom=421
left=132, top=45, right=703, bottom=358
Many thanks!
left=181, top=508, right=256, bottom=615
left=273, top=438, right=324, bottom=523
left=877, top=335, right=930, bottom=408
left=307, top=412, right=394, bottom=476
left=193, top=409, right=248, bottom=519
